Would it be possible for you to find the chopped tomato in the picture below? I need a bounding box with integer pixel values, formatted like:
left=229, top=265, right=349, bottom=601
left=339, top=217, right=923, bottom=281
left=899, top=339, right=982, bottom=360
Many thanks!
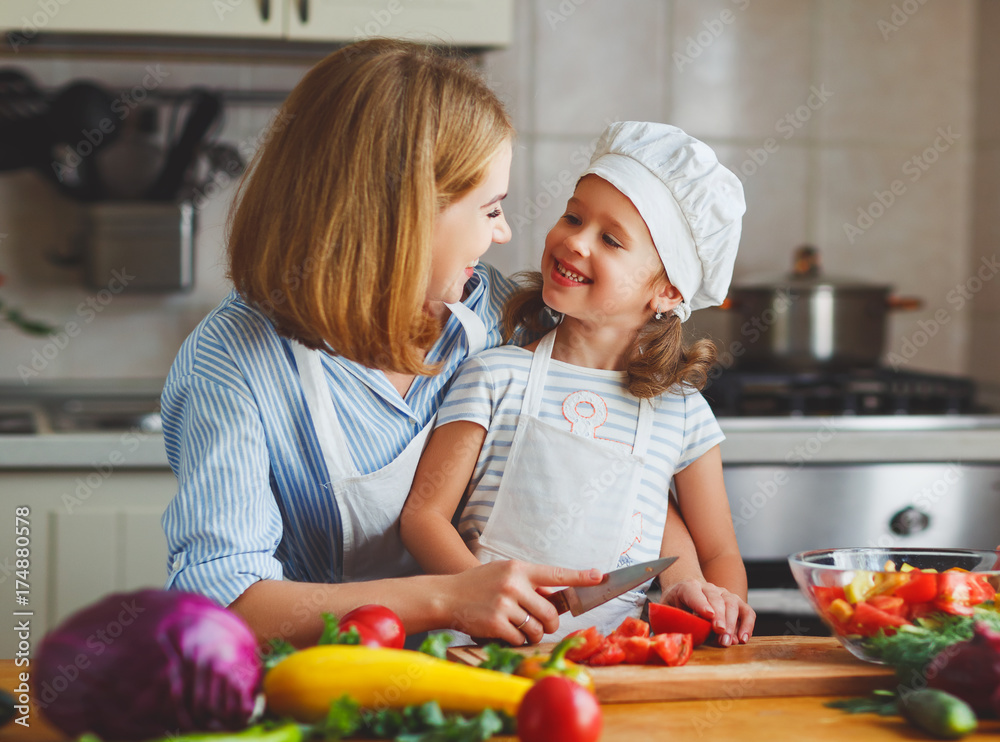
left=850, top=601, right=910, bottom=637
left=648, top=603, right=713, bottom=647
left=586, top=639, right=626, bottom=666
left=608, top=616, right=650, bottom=640
left=612, top=635, right=652, bottom=665
left=867, top=595, right=907, bottom=618
left=564, top=627, right=605, bottom=663
left=893, top=571, right=938, bottom=603
left=811, top=585, right=847, bottom=609
left=649, top=632, right=693, bottom=667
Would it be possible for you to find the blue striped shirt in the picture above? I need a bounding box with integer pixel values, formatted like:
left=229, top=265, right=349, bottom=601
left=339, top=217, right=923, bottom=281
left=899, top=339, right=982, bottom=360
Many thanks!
left=160, top=264, right=515, bottom=607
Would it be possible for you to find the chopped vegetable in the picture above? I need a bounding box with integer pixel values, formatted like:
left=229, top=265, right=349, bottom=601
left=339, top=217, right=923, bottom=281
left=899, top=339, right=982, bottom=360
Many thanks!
left=899, top=689, right=978, bottom=739
left=263, top=644, right=532, bottom=721
left=648, top=603, right=713, bottom=646
left=516, top=676, right=602, bottom=742
left=811, top=566, right=998, bottom=639
left=563, top=627, right=605, bottom=663
left=34, top=589, right=261, bottom=741
left=649, top=633, right=693, bottom=666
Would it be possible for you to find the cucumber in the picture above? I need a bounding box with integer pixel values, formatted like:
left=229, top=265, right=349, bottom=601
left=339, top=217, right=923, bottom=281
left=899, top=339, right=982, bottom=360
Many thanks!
left=898, top=688, right=978, bottom=740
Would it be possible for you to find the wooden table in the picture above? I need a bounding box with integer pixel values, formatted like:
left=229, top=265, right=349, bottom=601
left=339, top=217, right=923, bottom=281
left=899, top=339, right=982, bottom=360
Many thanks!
left=4, top=653, right=1000, bottom=741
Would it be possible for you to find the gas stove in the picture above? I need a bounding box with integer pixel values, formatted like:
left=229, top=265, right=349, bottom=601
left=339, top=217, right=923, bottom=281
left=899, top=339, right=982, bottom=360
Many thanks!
left=700, top=365, right=1000, bottom=636
left=703, top=366, right=983, bottom=418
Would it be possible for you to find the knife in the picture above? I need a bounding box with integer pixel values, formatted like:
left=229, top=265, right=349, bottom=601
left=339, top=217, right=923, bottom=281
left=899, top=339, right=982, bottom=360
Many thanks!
left=545, top=556, right=678, bottom=616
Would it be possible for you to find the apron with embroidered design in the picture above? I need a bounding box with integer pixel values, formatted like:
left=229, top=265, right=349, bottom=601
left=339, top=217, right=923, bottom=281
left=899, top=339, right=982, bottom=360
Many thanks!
left=475, top=327, right=654, bottom=638
left=293, top=301, right=487, bottom=582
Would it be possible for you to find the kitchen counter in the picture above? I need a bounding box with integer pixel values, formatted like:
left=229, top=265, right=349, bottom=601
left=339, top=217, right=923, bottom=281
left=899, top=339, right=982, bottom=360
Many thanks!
left=719, top=414, right=1000, bottom=464
left=4, top=654, right=1000, bottom=741
left=8, top=415, right=1000, bottom=470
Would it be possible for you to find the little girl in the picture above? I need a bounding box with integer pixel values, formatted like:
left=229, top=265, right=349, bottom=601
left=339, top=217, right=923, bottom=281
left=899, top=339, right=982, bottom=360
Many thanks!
left=400, top=121, right=754, bottom=644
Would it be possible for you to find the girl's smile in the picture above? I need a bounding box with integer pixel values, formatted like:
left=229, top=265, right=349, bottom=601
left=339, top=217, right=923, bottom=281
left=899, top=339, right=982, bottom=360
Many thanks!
left=550, top=258, right=593, bottom=286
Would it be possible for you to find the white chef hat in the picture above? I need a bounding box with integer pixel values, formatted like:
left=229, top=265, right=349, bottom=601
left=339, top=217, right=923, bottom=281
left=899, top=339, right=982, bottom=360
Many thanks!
left=583, top=121, right=745, bottom=322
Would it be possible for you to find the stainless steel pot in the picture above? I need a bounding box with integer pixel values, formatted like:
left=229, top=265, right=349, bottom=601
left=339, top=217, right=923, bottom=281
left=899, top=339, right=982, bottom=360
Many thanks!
left=723, top=246, right=921, bottom=372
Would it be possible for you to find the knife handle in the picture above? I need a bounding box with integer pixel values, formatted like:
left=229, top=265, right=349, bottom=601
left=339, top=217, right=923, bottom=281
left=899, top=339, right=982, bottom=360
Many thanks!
left=545, top=591, right=571, bottom=615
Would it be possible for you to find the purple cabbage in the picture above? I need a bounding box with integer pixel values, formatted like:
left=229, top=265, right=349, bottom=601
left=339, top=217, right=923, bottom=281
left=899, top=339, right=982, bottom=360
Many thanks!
left=34, top=589, right=262, bottom=740
left=927, top=621, right=1000, bottom=717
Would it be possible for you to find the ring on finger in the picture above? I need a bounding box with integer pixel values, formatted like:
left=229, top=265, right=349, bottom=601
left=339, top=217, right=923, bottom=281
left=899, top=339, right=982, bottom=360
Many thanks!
left=515, top=612, right=530, bottom=630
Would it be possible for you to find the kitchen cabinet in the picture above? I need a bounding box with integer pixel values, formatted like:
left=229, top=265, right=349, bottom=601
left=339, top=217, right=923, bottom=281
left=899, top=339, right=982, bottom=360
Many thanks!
left=0, top=470, right=176, bottom=659
left=2, top=0, right=513, bottom=47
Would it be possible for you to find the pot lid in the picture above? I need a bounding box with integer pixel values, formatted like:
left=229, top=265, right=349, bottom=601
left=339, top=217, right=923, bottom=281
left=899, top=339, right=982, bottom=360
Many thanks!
left=731, top=245, right=893, bottom=291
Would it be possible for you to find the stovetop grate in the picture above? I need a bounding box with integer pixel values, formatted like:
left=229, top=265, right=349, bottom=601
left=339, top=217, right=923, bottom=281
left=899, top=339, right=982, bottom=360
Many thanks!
left=703, top=367, right=980, bottom=417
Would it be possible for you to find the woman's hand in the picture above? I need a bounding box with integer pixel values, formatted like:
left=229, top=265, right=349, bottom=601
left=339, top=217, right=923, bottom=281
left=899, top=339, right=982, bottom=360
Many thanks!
left=442, top=560, right=603, bottom=646
left=659, top=578, right=756, bottom=647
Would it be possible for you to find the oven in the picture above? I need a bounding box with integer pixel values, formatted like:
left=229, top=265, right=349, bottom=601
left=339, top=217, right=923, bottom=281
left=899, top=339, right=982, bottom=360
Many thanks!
left=704, top=366, right=1000, bottom=636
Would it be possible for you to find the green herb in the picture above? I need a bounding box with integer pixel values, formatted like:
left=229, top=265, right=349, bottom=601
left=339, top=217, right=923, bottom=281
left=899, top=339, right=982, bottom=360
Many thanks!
left=863, top=605, right=1000, bottom=683
left=261, top=639, right=297, bottom=670
left=418, top=632, right=454, bottom=659
left=825, top=690, right=898, bottom=716
left=317, top=612, right=343, bottom=645
left=477, top=643, right=524, bottom=674
left=308, top=697, right=511, bottom=742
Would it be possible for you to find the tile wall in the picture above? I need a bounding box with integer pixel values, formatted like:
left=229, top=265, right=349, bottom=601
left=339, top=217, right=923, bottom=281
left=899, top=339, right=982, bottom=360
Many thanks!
left=0, top=0, right=996, bottom=388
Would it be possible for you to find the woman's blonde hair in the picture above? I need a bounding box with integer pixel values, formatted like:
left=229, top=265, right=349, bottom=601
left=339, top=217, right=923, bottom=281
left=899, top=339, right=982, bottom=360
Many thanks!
left=228, top=38, right=513, bottom=374
left=502, top=273, right=717, bottom=399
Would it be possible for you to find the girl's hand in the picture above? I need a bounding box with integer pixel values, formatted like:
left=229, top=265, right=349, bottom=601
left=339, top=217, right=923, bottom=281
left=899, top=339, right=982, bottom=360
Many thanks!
left=443, top=560, right=603, bottom=645
left=659, top=578, right=756, bottom=647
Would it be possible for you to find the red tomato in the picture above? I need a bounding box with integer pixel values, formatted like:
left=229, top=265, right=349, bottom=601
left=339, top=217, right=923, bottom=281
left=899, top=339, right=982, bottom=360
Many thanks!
left=867, top=595, right=907, bottom=618
left=811, top=585, right=847, bottom=609
left=585, top=639, right=626, bottom=666
left=338, top=604, right=405, bottom=649
left=893, top=571, right=938, bottom=604
left=850, top=601, right=910, bottom=636
left=564, top=627, right=605, bottom=663
left=649, top=632, right=693, bottom=666
left=608, top=616, right=650, bottom=639
left=517, top=675, right=602, bottom=742
left=612, top=635, right=652, bottom=665
left=648, top=603, right=713, bottom=647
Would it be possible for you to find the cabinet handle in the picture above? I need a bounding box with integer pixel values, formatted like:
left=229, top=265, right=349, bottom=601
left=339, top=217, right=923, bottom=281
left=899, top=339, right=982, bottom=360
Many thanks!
left=298, top=0, right=309, bottom=24
left=259, top=0, right=270, bottom=22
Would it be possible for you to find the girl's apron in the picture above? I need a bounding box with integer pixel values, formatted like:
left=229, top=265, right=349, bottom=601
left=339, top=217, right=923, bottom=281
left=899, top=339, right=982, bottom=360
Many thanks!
left=292, top=301, right=487, bottom=582
left=476, top=328, right=654, bottom=638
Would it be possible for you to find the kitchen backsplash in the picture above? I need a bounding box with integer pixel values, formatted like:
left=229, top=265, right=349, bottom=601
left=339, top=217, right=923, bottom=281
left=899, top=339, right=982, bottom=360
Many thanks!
left=1, top=0, right=998, bottom=389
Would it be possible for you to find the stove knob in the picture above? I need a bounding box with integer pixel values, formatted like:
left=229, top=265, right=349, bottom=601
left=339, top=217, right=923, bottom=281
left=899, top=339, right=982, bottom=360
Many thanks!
left=889, top=506, right=930, bottom=536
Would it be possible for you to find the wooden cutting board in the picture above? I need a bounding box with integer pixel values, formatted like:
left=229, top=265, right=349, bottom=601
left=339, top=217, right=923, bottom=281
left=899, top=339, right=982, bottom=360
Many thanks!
left=448, top=636, right=895, bottom=703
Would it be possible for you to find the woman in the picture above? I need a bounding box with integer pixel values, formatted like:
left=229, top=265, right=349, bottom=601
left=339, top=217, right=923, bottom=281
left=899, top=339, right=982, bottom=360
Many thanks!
left=161, top=38, right=732, bottom=648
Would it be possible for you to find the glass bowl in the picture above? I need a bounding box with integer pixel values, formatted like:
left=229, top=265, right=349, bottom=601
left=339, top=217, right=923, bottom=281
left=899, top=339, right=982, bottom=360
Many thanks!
left=788, top=548, right=1000, bottom=663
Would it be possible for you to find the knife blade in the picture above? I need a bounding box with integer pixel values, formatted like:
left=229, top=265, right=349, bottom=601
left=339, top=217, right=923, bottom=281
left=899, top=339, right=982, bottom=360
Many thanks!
left=545, top=556, right=679, bottom=616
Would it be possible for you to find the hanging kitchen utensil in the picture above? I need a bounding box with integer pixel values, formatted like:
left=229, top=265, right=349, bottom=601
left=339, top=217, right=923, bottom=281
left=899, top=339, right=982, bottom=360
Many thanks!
left=145, top=88, right=222, bottom=202
left=0, top=68, right=51, bottom=172
left=722, top=245, right=923, bottom=372
left=43, top=80, right=122, bottom=201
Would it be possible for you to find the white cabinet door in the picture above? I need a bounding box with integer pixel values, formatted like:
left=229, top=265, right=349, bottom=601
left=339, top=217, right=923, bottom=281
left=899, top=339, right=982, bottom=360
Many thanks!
left=0, top=470, right=177, bottom=659
left=285, top=0, right=513, bottom=46
left=2, top=0, right=281, bottom=38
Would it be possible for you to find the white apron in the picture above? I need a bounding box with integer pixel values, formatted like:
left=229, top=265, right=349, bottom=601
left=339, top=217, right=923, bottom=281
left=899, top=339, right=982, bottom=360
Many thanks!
left=475, top=328, right=654, bottom=638
left=293, top=301, right=487, bottom=583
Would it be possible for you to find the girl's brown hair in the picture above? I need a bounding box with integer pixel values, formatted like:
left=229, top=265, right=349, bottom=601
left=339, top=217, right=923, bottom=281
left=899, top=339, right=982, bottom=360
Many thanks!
left=502, top=272, right=717, bottom=399
left=228, top=38, right=513, bottom=374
